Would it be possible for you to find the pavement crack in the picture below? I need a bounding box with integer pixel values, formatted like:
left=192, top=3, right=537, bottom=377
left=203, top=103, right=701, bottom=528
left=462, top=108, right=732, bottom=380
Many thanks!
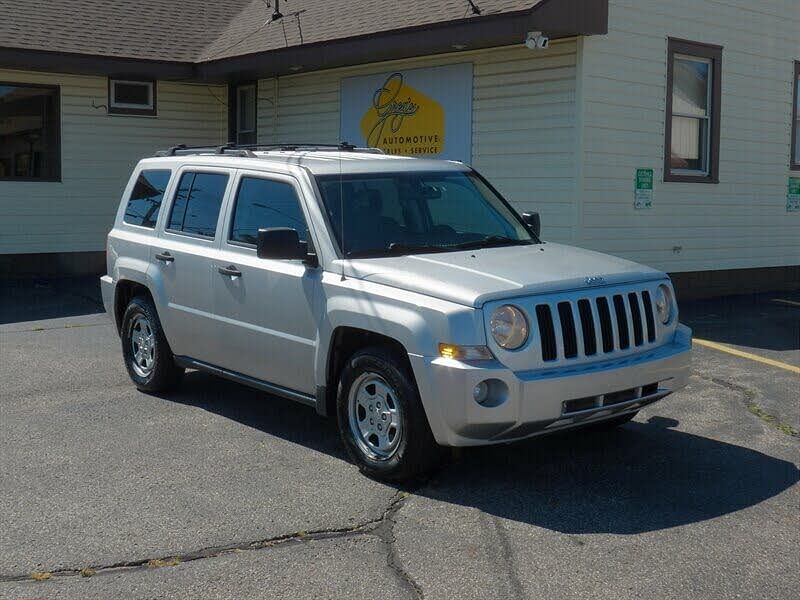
left=696, top=373, right=799, bottom=438
left=0, top=489, right=423, bottom=588
left=4, top=322, right=110, bottom=334
left=489, top=515, right=526, bottom=599
left=371, top=491, right=424, bottom=599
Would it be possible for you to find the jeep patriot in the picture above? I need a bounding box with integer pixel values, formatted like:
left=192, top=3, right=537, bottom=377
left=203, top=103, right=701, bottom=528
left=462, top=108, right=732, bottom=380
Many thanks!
left=101, top=144, right=692, bottom=481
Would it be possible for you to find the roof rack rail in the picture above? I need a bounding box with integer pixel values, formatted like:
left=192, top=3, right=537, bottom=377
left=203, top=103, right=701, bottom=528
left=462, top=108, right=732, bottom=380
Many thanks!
left=155, top=141, right=383, bottom=157
left=155, top=143, right=256, bottom=157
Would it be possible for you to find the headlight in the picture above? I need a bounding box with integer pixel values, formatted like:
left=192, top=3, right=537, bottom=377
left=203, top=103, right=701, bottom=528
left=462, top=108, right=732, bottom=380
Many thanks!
left=654, top=283, right=674, bottom=324
left=490, top=305, right=529, bottom=350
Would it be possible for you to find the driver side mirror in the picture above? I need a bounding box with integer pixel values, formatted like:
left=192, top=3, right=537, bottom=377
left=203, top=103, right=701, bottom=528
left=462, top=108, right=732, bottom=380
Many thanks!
left=522, top=212, right=541, bottom=238
left=257, top=228, right=317, bottom=266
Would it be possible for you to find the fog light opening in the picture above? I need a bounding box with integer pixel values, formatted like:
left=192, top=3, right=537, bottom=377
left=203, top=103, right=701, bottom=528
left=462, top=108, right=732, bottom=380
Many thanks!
left=473, top=379, right=509, bottom=408
left=473, top=382, right=489, bottom=404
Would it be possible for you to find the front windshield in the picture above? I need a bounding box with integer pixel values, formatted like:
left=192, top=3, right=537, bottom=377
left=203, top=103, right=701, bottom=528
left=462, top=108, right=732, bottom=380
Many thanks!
left=315, top=170, right=535, bottom=258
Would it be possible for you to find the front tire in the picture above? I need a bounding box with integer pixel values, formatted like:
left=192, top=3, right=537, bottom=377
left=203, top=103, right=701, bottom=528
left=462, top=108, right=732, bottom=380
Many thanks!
left=121, top=295, right=183, bottom=392
left=337, top=347, right=440, bottom=482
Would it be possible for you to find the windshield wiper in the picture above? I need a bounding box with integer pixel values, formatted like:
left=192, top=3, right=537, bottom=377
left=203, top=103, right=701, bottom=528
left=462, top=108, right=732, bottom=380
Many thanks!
left=451, top=235, right=532, bottom=250
left=386, top=242, right=449, bottom=255
left=345, top=243, right=448, bottom=258
left=346, top=236, right=530, bottom=258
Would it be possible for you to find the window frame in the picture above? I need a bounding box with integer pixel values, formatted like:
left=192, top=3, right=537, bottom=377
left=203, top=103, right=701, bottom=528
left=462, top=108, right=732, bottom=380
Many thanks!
left=791, top=61, right=800, bottom=171
left=228, top=82, right=257, bottom=145
left=664, top=38, right=722, bottom=184
left=0, top=81, right=61, bottom=182
left=108, top=78, right=157, bottom=116
left=163, top=168, right=232, bottom=241
left=225, top=172, right=310, bottom=252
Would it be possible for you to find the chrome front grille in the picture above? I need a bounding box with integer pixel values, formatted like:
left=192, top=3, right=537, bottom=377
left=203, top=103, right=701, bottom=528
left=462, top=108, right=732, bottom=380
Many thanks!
left=535, top=289, right=658, bottom=362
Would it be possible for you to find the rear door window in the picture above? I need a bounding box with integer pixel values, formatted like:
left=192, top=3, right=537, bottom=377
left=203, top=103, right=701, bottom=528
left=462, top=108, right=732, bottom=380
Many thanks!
left=167, top=172, right=229, bottom=238
left=123, top=170, right=171, bottom=228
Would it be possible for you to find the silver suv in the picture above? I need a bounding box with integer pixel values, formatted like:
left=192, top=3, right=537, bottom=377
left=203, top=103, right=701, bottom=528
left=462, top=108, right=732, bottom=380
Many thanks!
left=101, top=144, right=691, bottom=481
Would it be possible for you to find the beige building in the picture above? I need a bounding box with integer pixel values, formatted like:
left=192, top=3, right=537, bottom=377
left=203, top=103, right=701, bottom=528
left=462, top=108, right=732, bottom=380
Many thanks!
left=1, top=0, right=798, bottom=297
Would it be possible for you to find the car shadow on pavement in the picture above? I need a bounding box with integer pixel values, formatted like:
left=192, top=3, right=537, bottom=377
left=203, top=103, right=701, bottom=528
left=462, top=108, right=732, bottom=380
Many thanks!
left=424, top=416, right=799, bottom=535
left=161, top=371, right=345, bottom=458
left=163, top=372, right=798, bottom=536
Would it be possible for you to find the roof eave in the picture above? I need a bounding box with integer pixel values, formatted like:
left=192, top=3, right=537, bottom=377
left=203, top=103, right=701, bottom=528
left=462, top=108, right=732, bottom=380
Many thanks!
left=200, top=0, right=608, bottom=82
left=0, top=47, right=196, bottom=80
left=0, top=0, right=607, bottom=82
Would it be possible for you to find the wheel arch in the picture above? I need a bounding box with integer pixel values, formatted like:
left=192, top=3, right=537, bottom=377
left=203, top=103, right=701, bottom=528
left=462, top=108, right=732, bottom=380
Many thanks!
left=113, top=279, right=154, bottom=334
left=319, top=326, right=415, bottom=418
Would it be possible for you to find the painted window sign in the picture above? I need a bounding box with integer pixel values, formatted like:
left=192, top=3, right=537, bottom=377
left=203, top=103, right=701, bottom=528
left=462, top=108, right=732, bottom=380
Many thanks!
left=340, top=63, right=473, bottom=162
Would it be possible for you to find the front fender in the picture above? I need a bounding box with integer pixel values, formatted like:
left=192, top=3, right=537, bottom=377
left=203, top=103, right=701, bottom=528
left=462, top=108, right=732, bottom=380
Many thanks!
left=315, top=273, right=485, bottom=382
left=315, top=274, right=484, bottom=437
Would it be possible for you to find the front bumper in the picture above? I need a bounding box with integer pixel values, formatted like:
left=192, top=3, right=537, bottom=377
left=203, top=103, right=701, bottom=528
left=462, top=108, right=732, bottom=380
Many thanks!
left=410, top=324, right=692, bottom=447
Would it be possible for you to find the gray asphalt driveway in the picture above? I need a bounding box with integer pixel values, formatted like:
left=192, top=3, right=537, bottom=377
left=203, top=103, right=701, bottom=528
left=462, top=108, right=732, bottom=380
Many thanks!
left=0, top=280, right=798, bottom=599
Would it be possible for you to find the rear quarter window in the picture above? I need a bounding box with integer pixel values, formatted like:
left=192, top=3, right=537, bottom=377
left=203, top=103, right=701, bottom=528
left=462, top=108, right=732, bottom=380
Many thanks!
left=123, top=170, right=172, bottom=228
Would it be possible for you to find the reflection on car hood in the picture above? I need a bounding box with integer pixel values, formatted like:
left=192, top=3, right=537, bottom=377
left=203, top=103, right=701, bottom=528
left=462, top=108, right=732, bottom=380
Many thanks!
left=346, top=243, right=665, bottom=307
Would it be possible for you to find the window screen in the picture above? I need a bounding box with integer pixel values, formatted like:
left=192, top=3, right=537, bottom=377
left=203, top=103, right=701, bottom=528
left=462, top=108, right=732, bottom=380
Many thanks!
left=230, top=177, right=307, bottom=245
left=236, top=84, right=257, bottom=145
left=664, top=39, right=722, bottom=183
left=124, top=170, right=171, bottom=228
left=670, top=56, right=711, bottom=173
left=109, top=79, right=155, bottom=115
left=168, top=172, right=229, bottom=238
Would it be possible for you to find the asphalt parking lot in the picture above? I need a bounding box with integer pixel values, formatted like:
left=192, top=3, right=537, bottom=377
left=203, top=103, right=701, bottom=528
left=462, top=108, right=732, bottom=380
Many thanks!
left=1, top=278, right=798, bottom=599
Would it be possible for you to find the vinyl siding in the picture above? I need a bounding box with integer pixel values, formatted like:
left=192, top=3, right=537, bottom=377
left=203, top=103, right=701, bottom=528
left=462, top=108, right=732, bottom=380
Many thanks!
left=578, top=0, right=800, bottom=272
left=257, top=40, right=579, bottom=243
left=0, top=70, right=227, bottom=254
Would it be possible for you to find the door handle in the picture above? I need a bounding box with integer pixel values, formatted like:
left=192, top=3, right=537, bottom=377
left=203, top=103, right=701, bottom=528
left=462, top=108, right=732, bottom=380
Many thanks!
left=218, top=265, right=242, bottom=278
left=155, top=251, right=174, bottom=263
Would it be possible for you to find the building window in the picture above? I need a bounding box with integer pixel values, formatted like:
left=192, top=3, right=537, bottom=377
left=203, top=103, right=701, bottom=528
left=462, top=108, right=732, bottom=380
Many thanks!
left=792, top=61, right=799, bottom=170
left=231, top=83, right=257, bottom=145
left=0, top=82, right=60, bottom=181
left=665, top=39, right=722, bottom=183
left=109, top=79, right=156, bottom=116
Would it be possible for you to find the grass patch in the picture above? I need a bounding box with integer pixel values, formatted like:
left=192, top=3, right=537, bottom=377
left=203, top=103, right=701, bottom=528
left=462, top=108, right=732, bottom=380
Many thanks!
left=80, top=567, right=96, bottom=578
left=146, top=557, right=181, bottom=569
left=747, top=402, right=799, bottom=437
left=30, top=571, right=51, bottom=581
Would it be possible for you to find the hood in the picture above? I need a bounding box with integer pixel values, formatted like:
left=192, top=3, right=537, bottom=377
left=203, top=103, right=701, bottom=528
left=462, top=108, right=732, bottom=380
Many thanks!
left=345, top=243, right=665, bottom=307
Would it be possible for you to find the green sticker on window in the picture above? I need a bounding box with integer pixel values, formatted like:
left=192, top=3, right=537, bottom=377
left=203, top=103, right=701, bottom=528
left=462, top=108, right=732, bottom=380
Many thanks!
left=635, top=168, right=653, bottom=209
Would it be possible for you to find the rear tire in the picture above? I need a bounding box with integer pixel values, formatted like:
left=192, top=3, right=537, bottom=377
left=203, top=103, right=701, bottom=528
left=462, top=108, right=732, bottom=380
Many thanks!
left=337, top=346, right=441, bottom=482
left=121, top=295, right=184, bottom=392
